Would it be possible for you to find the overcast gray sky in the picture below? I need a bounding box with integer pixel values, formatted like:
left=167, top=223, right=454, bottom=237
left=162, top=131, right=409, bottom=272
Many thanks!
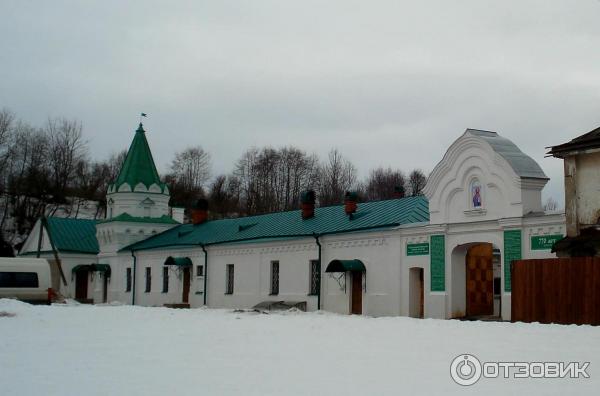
left=2, top=0, right=600, bottom=206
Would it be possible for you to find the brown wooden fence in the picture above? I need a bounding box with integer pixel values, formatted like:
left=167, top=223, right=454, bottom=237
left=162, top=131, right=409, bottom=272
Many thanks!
left=511, top=257, right=600, bottom=325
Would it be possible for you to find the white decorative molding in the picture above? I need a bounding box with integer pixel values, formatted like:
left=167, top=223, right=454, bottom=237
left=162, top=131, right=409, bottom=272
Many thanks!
left=406, top=236, right=428, bottom=244
left=148, top=183, right=162, bottom=193
left=464, top=208, right=487, bottom=217
left=325, top=237, right=386, bottom=250
left=117, top=183, right=132, bottom=192
left=133, top=182, right=148, bottom=192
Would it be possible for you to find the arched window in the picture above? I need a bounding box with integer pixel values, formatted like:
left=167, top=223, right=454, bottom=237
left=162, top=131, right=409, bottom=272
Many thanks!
left=470, top=179, right=483, bottom=209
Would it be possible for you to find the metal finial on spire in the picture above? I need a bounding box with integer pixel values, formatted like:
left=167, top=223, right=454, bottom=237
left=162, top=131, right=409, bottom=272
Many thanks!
left=139, top=112, right=147, bottom=124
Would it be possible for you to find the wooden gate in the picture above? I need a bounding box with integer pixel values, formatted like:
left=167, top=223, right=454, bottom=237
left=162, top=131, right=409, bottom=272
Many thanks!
left=512, top=257, right=600, bottom=325
left=466, top=243, right=493, bottom=316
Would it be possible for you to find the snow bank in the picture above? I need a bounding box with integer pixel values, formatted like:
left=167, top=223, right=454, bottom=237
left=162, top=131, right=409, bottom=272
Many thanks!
left=0, top=304, right=598, bottom=395
left=0, top=297, right=33, bottom=310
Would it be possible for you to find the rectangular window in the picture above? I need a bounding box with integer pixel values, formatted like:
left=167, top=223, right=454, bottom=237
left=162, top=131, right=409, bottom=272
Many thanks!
left=125, top=268, right=132, bottom=292
left=270, top=261, right=279, bottom=295
left=493, top=277, right=501, bottom=296
left=225, top=264, right=234, bottom=294
left=162, top=267, right=169, bottom=293
left=145, top=267, right=151, bottom=293
left=197, top=265, right=204, bottom=277
left=0, top=272, right=39, bottom=288
left=309, top=260, right=320, bottom=295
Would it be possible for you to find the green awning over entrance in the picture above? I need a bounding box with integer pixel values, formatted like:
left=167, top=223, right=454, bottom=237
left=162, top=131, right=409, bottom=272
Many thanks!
left=325, top=259, right=366, bottom=272
left=164, top=256, right=192, bottom=266
left=72, top=264, right=92, bottom=273
left=91, top=264, right=111, bottom=277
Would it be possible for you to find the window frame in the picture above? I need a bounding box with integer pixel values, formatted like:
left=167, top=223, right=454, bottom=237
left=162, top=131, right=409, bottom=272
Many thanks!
left=225, top=264, right=234, bottom=295
left=0, top=272, right=39, bottom=288
left=145, top=267, right=151, bottom=293
left=309, top=260, right=320, bottom=295
left=270, top=261, right=279, bottom=296
left=162, top=266, right=169, bottom=293
left=125, top=268, right=132, bottom=292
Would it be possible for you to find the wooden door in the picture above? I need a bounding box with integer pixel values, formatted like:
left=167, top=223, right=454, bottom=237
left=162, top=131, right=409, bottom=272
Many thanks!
left=409, top=268, right=424, bottom=318
left=351, top=271, right=362, bottom=315
left=182, top=267, right=191, bottom=304
left=466, top=243, right=494, bottom=316
left=75, top=271, right=88, bottom=301
left=418, top=268, right=424, bottom=319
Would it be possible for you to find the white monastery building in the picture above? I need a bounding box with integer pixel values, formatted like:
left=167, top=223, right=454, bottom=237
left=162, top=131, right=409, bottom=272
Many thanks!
left=20, top=124, right=565, bottom=320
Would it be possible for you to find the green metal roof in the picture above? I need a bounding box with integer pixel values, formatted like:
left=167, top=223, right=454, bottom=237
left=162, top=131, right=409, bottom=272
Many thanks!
left=326, top=259, right=366, bottom=272
left=111, top=123, right=166, bottom=192
left=45, top=217, right=99, bottom=255
left=72, top=264, right=92, bottom=272
left=91, top=264, right=111, bottom=276
left=123, top=196, right=429, bottom=252
left=164, top=256, right=192, bottom=266
left=99, top=213, right=179, bottom=225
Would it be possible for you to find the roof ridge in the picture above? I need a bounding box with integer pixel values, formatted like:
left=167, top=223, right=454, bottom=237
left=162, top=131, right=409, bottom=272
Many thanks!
left=122, top=196, right=430, bottom=252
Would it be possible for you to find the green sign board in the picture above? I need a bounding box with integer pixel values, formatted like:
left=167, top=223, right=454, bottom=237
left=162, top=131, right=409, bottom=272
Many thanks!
left=430, top=235, right=445, bottom=292
left=503, top=230, right=522, bottom=292
left=407, top=243, right=429, bottom=256
left=531, top=234, right=563, bottom=250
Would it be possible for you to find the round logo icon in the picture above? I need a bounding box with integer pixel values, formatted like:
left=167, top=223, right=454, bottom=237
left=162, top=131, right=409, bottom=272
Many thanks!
left=450, top=354, right=482, bottom=386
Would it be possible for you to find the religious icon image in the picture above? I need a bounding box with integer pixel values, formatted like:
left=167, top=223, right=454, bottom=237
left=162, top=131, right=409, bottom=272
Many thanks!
left=471, top=181, right=482, bottom=208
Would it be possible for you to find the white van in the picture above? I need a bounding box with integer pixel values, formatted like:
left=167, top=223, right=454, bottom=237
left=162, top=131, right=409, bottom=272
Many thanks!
left=0, top=258, right=52, bottom=304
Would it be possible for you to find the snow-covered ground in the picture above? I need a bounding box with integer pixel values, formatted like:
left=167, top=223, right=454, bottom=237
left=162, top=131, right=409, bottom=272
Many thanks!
left=1, top=299, right=599, bottom=396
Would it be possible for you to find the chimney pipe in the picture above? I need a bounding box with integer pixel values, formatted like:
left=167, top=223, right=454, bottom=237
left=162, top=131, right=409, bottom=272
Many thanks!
left=300, top=190, right=316, bottom=219
left=344, top=191, right=358, bottom=216
left=190, top=199, right=209, bottom=225
left=393, top=185, right=405, bottom=199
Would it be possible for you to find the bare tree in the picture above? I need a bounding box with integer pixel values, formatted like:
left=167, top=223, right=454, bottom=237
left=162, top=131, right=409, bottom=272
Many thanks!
left=169, top=146, right=211, bottom=192
left=2, top=121, right=50, bottom=234
left=543, top=197, right=559, bottom=212
left=0, top=109, right=15, bottom=194
left=317, top=149, right=357, bottom=206
left=208, top=174, right=242, bottom=218
left=107, top=150, right=127, bottom=183
left=0, top=108, right=14, bottom=160
left=408, top=169, right=427, bottom=196
left=233, top=146, right=320, bottom=215
left=365, top=167, right=406, bottom=201
left=45, top=117, right=87, bottom=203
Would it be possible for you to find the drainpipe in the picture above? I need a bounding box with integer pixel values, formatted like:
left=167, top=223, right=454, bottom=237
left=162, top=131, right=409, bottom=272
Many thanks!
left=313, top=234, right=322, bottom=310
left=201, top=244, right=208, bottom=306
left=131, top=250, right=137, bottom=306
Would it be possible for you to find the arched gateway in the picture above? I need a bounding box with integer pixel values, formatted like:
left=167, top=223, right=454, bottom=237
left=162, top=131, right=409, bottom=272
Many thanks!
left=420, top=129, right=563, bottom=320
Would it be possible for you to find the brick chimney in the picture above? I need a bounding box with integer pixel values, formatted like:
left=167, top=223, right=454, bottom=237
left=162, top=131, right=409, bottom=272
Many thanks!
left=190, top=199, right=209, bottom=225
left=344, top=191, right=358, bottom=216
left=393, top=185, right=405, bottom=199
left=300, top=190, right=316, bottom=219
